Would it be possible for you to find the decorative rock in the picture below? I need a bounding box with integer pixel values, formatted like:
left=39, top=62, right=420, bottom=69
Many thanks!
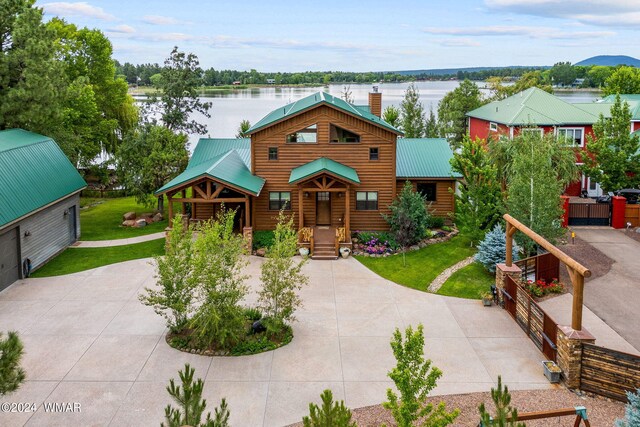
left=135, top=219, right=147, bottom=228
left=410, top=245, right=420, bottom=251
left=256, top=247, right=266, bottom=257
left=251, top=319, right=267, bottom=334
left=123, top=211, right=136, bottom=221
left=122, top=220, right=136, bottom=227
left=153, top=212, right=163, bottom=222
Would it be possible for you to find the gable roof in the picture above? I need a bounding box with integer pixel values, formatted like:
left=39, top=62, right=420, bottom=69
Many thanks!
left=247, top=92, right=402, bottom=135
left=600, top=94, right=640, bottom=121
left=0, top=129, right=86, bottom=228
left=289, top=157, right=360, bottom=185
left=396, top=138, right=461, bottom=179
left=155, top=138, right=264, bottom=196
left=467, top=87, right=600, bottom=126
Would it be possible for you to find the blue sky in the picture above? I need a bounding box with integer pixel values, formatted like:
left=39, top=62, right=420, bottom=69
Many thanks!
left=37, top=0, right=640, bottom=71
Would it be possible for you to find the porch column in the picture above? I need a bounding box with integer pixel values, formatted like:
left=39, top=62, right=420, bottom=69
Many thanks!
left=167, top=192, right=174, bottom=223
left=245, top=196, right=250, bottom=226
left=181, top=189, right=187, bottom=216
left=344, top=186, right=350, bottom=238
left=298, top=186, right=304, bottom=229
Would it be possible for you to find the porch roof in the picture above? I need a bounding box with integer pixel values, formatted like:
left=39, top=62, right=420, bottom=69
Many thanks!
left=289, top=157, right=360, bottom=185
left=155, top=149, right=265, bottom=196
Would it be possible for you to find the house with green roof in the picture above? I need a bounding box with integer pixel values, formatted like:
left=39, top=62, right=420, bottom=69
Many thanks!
left=466, top=87, right=640, bottom=197
left=0, top=129, right=86, bottom=290
left=156, top=89, right=460, bottom=259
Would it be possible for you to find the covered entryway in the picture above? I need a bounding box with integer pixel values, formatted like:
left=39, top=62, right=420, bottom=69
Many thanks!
left=0, top=228, right=20, bottom=291
left=316, top=192, right=331, bottom=225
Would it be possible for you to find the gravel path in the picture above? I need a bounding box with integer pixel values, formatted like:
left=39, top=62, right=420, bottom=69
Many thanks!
left=346, top=388, right=625, bottom=426
left=428, top=256, right=476, bottom=292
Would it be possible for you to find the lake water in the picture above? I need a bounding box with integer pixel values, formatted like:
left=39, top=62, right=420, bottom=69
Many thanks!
left=146, top=81, right=601, bottom=149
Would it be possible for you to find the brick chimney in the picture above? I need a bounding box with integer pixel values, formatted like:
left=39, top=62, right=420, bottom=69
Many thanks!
left=368, top=86, right=382, bottom=117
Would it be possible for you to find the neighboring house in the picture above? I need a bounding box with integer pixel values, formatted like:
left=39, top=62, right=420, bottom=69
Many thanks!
left=467, top=87, right=640, bottom=197
left=156, top=90, right=460, bottom=258
left=0, top=129, right=86, bottom=290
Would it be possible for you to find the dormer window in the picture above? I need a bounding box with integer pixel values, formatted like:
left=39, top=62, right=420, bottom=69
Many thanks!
left=286, top=124, right=317, bottom=143
left=330, top=124, right=360, bottom=143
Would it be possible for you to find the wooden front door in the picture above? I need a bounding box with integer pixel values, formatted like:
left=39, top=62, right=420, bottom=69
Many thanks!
left=316, top=192, right=331, bottom=225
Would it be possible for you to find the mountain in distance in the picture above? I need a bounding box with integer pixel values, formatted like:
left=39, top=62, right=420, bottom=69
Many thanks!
left=575, top=55, right=640, bottom=67
left=390, top=65, right=548, bottom=76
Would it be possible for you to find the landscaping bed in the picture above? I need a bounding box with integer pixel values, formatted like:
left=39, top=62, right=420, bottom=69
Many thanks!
left=352, top=228, right=458, bottom=257
left=557, top=235, right=614, bottom=294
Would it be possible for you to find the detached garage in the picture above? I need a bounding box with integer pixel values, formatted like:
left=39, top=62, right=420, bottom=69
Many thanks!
left=0, top=129, right=86, bottom=291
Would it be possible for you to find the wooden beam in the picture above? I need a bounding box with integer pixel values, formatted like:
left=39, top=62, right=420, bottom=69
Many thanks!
left=169, top=197, right=248, bottom=203
left=571, top=270, right=584, bottom=331
left=193, top=185, right=208, bottom=199
left=505, top=222, right=513, bottom=267
left=298, top=188, right=348, bottom=193
left=298, top=186, right=304, bottom=229
left=504, top=214, right=591, bottom=277
left=211, top=185, right=224, bottom=199
left=168, top=197, right=173, bottom=222
left=206, top=181, right=212, bottom=198
left=345, top=186, right=350, bottom=238
left=326, top=179, right=336, bottom=189
left=245, top=198, right=250, bottom=226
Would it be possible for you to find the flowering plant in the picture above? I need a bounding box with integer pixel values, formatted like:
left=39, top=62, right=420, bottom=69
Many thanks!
left=525, top=278, right=564, bottom=298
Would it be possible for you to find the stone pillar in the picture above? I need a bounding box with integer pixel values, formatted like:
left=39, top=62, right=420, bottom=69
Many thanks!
left=611, top=196, right=627, bottom=229
left=495, top=263, right=521, bottom=304
left=243, top=227, right=253, bottom=253
left=556, top=325, right=595, bottom=389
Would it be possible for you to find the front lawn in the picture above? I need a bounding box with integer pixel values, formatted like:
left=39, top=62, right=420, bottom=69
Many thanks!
left=31, top=239, right=165, bottom=277
left=80, top=196, right=170, bottom=240
left=355, top=235, right=476, bottom=291
left=437, top=261, right=495, bottom=299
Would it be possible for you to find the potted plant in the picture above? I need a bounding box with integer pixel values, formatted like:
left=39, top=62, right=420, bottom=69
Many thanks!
left=339, top=246, right=351, bottom=259
left=480, top=290, right=493, bottom=306
left=299, top=247, right=309, bottom=258
left=542, top=360, right=562, bottom=383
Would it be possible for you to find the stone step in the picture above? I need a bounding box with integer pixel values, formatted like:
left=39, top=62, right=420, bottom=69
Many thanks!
left=311, top=254, right=338, bottom=260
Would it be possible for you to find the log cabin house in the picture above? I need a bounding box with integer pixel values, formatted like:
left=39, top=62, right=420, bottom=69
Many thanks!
left=156, top=89, right=460, bottom=259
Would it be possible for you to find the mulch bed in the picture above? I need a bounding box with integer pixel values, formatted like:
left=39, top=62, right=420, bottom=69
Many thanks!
left=556, top=235, right=614, bottom=295
left=343, top=389, right=625, bottom=426
left=620, top=228, right=640, bottom=245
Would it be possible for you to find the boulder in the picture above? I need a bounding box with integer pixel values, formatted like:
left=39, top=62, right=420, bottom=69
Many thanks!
left=135, top=219, right=147, bottom=228
left=153, top=212, right=163, bottom=222
left=256, top=247, right=266, bottom=257
left=140, top=213, right=155, bottom=223
left=123, top=211, right=136, bottom=221
left=122, top=220, right=136, bottom=227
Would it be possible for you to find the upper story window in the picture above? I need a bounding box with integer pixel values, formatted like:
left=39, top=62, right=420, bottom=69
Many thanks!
left=356, top=191, right=378, bottom=210
left=369, top=147, right=379, bottom=160
left=286, top=124, right=317, bottom=143
left=268, top=147, right=278, bottom=160
left=416, top=183, right=437, bottom=201
left=330, top=124, right=360, bottom=143
left=558, top=128, right=584, bottom=147
left=489, top=122, right=498, bottom=132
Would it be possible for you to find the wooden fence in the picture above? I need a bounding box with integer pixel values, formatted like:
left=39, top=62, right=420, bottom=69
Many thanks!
left=580, top=343, right=640, bottom=402
left=503, top=275, right=558, bottom=361
left=568, top=203, right=611, bottom=226
left=625, top=204, right=640, bottom=227
left=515, top=252, right=560, bottom=283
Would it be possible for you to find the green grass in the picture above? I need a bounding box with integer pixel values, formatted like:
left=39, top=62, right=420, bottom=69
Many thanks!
left=31, top=239, right=165, bottom=277
left=355, top=236, right=476, bottom=291
left=80, top=196, right=169, bottom=240
left=437, top=262, right=495, bottom=299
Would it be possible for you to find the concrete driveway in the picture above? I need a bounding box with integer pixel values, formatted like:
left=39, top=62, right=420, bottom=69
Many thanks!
left=0, top=257, right=552, bottom=427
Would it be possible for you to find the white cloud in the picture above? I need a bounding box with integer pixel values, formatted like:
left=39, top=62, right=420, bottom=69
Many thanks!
left=142, top=15, right=180, bottom=26
left=440, top=38, right=482, bottom=47
left=40, top=2, right=114, bottom=20
left=423, top=26, right=614, bottom=39
left=109, top=24, right=135, bottom=34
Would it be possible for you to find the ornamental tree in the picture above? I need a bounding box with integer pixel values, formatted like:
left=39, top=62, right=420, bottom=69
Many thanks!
left=302, top=389, right=356, bottom=427
left=475, top=224, right=520, bottom=273
left=615, top=388, right=640, bottom=427
left=437, top=79, right=484, bottom=148
left=582, top=95, right=640, bottom=192
left=400, top=83, right=426, bottom=138
left=0, top=331, right=26, bottom=396
left=478, top=376, right=525, bottom=427
left=384, top=181, right=431, bottom=247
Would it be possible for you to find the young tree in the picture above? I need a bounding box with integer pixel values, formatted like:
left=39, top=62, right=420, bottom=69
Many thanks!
left=139, top=216, right=195, bottom=331
left=235, top=119, right=251, bottom=138
left=478, top=376, right=525, bottom=427
left=0, top=331, right=26, bottom=396
left=615, top=388, right=640, bottom=427
left=437, top=79, right=484, bottom=148
left=603, top=66, right=640, bottom=96
left=189, top=210, right=249, bottom=348
left=450, top=137, right=503, bottom=246
left=384, top=324, right=459, bottom=427
left=341, top=85, right=354, bottom=103
left=583, top=95, right=640, bottom=192
left=258, top=211, right=308, bottom=331
left=302, top=389, right=356, bottom=427
left=152, top=46, right=211, bottom=134
left=384, top=182, right=431, bottom=247
left=163, top=364, right=230, bottom=427
left=425, top=108, right=439, bottom=138
left=400, top=83, right=426, bottom=138
left=383, top=105, right=401, bottom=129
left=116, top=123, right=189, bottom=210
left=475, top=224, right=520, bottom=274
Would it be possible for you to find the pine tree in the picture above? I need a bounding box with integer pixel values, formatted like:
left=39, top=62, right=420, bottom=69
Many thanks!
left=383, top=181, right=431, bottom=247
left=478, top=376, right=525, bottom=427
left=302, top=389, right=356, bottom=427
left=0, top=331, right=26, bottom=396
left=162, top=364, right=230, bottom=427
left=236, top=119, right=251, bottom=138
left=400, top=84, right=426, bottom=138
left=475, top=224, right=520, bottom=273
left=383, top=105, right=401, bottom=129
left=615, top=388, right=640, bottom=427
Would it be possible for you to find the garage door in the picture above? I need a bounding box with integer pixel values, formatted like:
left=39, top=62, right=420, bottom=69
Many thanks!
left=0, top=228, right=20, bottom=291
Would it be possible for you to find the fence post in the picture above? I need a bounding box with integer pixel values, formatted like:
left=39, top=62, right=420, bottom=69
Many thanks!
left=611, top=196, right=627, bottom=229
left=560, top=196, right=570, bottom=228
left=556, top=326, right=595, bottom=389
left=495, top=263, right=521, bottom=305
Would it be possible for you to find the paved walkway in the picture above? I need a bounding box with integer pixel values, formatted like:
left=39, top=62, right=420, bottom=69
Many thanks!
left=0, top=257, right=554, bottom=427
left=74, top=232, right=166, bottom=248
left=547, top=228, right=640, bottom=353
left=428, top=256, right=475, bottom=292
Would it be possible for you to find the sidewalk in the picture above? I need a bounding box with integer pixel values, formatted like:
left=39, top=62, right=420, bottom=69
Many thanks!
left=73, top=232, right=166, bottom=248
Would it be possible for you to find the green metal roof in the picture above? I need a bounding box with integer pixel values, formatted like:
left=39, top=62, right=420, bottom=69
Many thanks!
left=156, top=148, right=265, bottom=196
left=0, top=129, right=86, bottom=228
left=467, top=87, right=600, bottom=126
left=396, top=138, right=461, bottom=179
left=601, top=95, right=640, bottom=120
left=190, top=138, right=251, bottom=168
left=248, top=92, right=402, bottom=135
left=289, top=157, right=360, bottom=185
left=573, top=102, right=614, bottom=118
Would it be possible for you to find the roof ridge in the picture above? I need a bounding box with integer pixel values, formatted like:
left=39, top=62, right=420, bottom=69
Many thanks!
left=0, top=131, right=51, bottom=154
left=205, top=149, right=236, bottom=174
